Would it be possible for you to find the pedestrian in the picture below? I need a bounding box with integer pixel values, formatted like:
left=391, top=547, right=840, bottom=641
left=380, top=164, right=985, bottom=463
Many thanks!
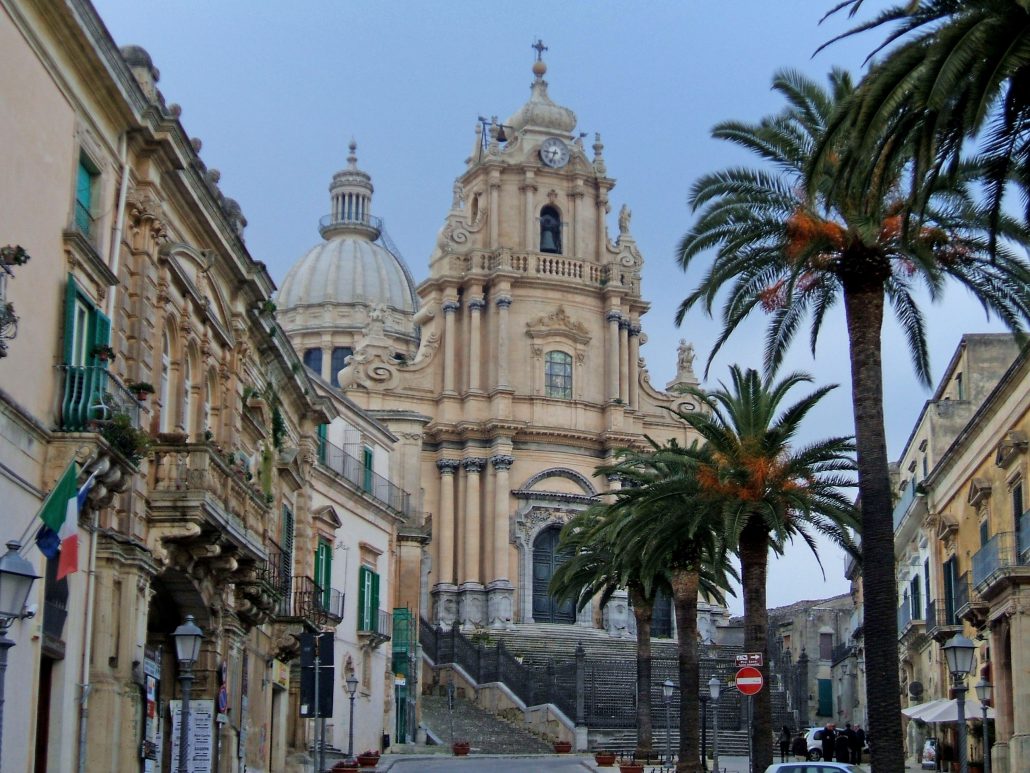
left=792, top=731, right=807, bottom=760
left=821, top=724, right=835, bottom=762
left=779, top=725, right=791, bottom=762
left=835, top=728, right=851, bottom=763
left=855, top=725, right=866, bottom=765
left=848, top=724, right=862, bottom=764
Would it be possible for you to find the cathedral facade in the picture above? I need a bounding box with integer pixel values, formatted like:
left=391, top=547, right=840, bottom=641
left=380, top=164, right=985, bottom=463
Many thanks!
left=279, top=52, right=725, bottom=635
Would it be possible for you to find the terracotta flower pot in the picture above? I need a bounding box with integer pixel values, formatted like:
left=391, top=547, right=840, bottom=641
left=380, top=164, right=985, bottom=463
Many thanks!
left=452, top=741, right=470, bottom=756
left=594, top=752, right=617, bottom=766
left=356, top=753, right=379, bottom=768
left=554, top=740, right=572, bottom=753
left=619, top=765, right=644, bottom=773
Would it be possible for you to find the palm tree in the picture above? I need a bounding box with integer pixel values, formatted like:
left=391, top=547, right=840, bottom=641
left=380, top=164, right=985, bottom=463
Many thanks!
left=821, top=1, right=1030, bottom=249
left=550, top=504, right=666, bottom=759
left=603, top=444, right=738, bottom=773
left=651, top=367, right=858, bottom=772
left=676, top=69, right=1030, bottom=770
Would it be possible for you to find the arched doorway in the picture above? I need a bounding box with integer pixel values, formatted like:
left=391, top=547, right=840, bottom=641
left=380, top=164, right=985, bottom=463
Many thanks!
left=532, top=526, right=575, bottom=623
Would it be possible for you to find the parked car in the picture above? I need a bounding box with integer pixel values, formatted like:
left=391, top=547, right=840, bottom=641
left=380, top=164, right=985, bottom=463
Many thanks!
left=764, top=764, right=863, bottom=773
left=802, top=726, right=869, bottom=761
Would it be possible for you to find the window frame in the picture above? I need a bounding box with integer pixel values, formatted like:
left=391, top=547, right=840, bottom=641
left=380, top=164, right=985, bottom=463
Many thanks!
left=544, top=349, right=573, bottom=400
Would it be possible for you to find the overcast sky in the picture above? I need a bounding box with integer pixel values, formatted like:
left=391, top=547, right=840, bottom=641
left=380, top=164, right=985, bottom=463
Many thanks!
left=90, top=0, right=1008, bottom=614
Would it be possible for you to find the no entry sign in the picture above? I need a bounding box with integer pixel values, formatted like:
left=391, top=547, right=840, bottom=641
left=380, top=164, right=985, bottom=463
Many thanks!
left=735, top=666, right=764, bottom=695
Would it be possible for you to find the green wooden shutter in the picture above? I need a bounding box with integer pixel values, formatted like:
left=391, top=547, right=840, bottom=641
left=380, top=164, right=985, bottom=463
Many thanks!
left=315, top=540, right=332, bottom=607
left=316, top=424, right=327, bottom=464
left=371, top=571, right=380, bottom=632
left=63, top=275, right=78, bottom=365
left=357, top=566, right=369, bottom=630
left=817, top=678, right=832, bottom=717
left=362, top=447, right=374, bottom=493
left=281, top=506, right=295, bottom=601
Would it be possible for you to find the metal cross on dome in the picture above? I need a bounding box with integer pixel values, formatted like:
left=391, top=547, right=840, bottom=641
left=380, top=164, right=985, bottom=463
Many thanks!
left=532, top=39, right=548, bottom=61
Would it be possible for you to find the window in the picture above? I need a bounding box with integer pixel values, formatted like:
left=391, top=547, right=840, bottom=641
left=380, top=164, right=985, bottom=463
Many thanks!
left=544, top=350, right=572, bottom=399
left=203, top=371, right=215, bottom=436
left=159, top=333, right=171, bottom=432
left=330, top=347, right=352, bottom=387
left=922, top=455, right=928, bottom=479
left=314, top=539, right=332, bottom=608
left=182, top=356, right=193, bottom=438
left=817, top=678, right=832, bottom=716
left=923, top=558, right=931, bottom=619
left=358, top=565, right=380, bottom=632
left=955, top=372, right=964, bottom=400
left=280, top=505, right=295, bottom=604
left=60, top=274, right=111, bottom=430
left=819, top=632, right=833, bottom=661
left=943, top=556, right=958, bottom=624
left=1013, top=480, right=1025, bottom=525
left=316, top=424, right=328, bottom=464
left=75, top=156, right=97, bottom=238
left=539, top=205, right=562, bottom=254
left=303, top=347, right=323, bottom=377
left=910, top=575, right=921, bottom=620
left=362, top=446, right=374, bottom=493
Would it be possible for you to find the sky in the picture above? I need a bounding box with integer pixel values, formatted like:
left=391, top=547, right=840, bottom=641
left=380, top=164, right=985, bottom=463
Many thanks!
left=90, top=0, right=1009, bottom=615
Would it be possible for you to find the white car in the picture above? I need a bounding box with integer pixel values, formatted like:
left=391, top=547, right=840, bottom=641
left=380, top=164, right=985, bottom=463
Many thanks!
left=764, top=764, right=863, bottom=773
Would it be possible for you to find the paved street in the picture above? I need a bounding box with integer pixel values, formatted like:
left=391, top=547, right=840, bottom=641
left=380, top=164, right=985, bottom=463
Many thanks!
left=376, top=753, right=875, bottom=772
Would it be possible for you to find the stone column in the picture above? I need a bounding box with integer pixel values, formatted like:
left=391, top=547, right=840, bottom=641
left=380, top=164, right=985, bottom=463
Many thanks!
left=431, top=459, right=460, bottom=627
left=628, top=323, right=640, bottom=410
left=442, top=300, right=459, bottom=395
left=606, top=310, right=621, bottom=402
left=467, top=297, right=485, bottom=393
left=521, top=174, right=536, bottom=249
left=487, top=454, right=515, bottom=629
left=1006, top=600, right=1030, bottom=773
left=495, top=296, right=512, bottom=390
left=489, top=173, right=501, bottom=245
left=458, top=457, right=487, bottom=628
left=618, top=318, right=630, bottom=403
left=320, top=344, right=332, bottom=383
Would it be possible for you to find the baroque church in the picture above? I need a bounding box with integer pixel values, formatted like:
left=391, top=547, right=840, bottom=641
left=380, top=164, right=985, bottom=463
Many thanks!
left=277, top=49, right=730, bottom=639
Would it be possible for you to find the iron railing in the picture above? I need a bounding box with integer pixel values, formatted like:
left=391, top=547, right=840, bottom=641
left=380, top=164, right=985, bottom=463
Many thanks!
left=893, top=481, right=920, bottom=532
left=1020, top=511, right=1030, bottom=564
left=897, top=594, right=924, bottom=639
left=58, top=364, right=142, bottom=432
left=953, top=571, right=982, bottom=617
left=74, top=199, right=95, bottom=239
left=318, top=212, right=383, bottom=237
left=926, top=598, right=961, bottom=638
left=358, top=608, right=392, bottom=639
left=324, top=588, right=345, bottom=622
left=276, top=575, right=326, bottom=627
left=971, top=531, right=1024, bottom=590
left=318, top=438, right=413, bottom=518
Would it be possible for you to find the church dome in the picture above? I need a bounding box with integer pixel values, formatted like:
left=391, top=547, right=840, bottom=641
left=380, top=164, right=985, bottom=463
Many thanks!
left=278, top=141, right=418, bottom=321
left=505, top=58, right=576, bottom=135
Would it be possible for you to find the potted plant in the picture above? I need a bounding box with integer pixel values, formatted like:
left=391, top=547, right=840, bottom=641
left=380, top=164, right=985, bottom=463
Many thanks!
left=594, top=750, right=617, bottom=766
left=91, top=344, right=116, bottom=362
left=356, top=750, right=380, bottom=767
left=258, top=299, right=277, bottom=315
left=553, top=740, right=572, bottom=754
left=127, top=381, right=155, bottom=401
left=618, top=758, right=644, bottom=773
left=452, top=740, right=470, bottom=756
left=98, top=413, right=153, bottom=466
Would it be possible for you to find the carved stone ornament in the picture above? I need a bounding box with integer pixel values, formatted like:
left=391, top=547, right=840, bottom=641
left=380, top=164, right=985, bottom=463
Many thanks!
left=525, top=306, right=590, bottom=344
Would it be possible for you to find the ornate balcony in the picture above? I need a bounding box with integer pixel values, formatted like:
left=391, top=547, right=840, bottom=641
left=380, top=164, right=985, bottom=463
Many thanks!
left=954, top=571, right=988, bottom=626
left=897, top=595, right=925, bottom=644
left=926, top=599, right=963, bottom=643
left=319, top=438, right=413, bottom=519
left=971, top=525, right=1030, bottom=601
left=358, top=608, right=392, bottom=648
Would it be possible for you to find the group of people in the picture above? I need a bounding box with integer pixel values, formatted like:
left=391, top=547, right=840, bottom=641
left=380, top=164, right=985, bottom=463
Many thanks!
left=779, top=723, right=866, bottom=764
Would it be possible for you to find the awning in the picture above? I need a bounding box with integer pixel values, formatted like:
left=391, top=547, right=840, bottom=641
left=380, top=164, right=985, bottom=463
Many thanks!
left=902, top=697, right=995, bottom=723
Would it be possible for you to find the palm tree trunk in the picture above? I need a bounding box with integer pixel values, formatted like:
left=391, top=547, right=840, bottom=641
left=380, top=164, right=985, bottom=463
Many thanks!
left=629, top=583, right=655, bottom=759
left=670, top=567, right=701, bottom=773
left=739, top=523, right=772, bottom=772
left=843, top=280, right=904, bottom=771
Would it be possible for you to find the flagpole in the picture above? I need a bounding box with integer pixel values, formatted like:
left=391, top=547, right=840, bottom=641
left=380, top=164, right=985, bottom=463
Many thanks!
left=16, top=460, right=80, bottom=552
left=76, top=506, right=100, bottom=773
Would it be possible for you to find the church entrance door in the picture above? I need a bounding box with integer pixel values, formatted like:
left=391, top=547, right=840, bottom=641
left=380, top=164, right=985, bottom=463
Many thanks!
left=532, top=526, right=575, bottom=623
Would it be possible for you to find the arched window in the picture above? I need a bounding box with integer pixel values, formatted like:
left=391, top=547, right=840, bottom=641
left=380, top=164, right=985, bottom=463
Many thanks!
left=330, top=347, right=353, bottom=387
left=303, top=347, right=323, bottom=377
left=544, top=350, right=572, bottom=399
left=159, top=332, right=171, bottom=432
left=203, top=369, right=216, bottom=437
left=539, top=205, right=562, bottom=254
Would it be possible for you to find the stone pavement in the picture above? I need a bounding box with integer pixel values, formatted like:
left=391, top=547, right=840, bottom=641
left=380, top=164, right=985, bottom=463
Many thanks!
left=374, top=753, right=879, bottom=772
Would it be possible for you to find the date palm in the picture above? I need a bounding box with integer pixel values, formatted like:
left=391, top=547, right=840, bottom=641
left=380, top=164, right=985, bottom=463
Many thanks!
left=550, top=504, right=667, bottom=759
left=601, top=444, right=738, bottom=773
left=650, top=367, right=858, bottom=772
left=676, top=69, right=1030, bottom=770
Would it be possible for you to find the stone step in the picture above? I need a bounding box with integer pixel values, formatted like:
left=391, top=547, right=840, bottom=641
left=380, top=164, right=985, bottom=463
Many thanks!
left=419, top=694, right=554, bottom=755
left=589, top=728, right=755, bottom=757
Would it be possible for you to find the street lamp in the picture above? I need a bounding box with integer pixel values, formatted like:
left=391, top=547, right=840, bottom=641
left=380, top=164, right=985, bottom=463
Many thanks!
left=975, top=679, right=993, bottom=773
left=173, top=615, right=203, bottom=773
left=700, top=689, right=709, bottom=771
left=345, top=673, right=359, bottom=759
left=709, top=675, right=722, bottom=773
left=0, top=540, right=40, bottom=765
left=662, top=679, right=674, bottom=767
left=943, top=633, right=976, bottom=773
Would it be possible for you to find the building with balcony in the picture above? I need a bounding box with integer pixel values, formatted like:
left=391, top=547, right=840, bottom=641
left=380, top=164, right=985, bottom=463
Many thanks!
left=0, top=2, right=417, bottom=770
left=887, top=334, right=1025, bottom=771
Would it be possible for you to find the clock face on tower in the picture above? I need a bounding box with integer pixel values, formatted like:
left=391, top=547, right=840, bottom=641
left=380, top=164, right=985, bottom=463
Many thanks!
left=539, top=137, right=570, bottom=169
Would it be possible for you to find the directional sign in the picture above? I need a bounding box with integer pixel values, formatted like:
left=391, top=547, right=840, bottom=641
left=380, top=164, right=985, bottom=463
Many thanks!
left=735, top=666, right=764, bottom=696
left=735, top=653, right=763, bottom=667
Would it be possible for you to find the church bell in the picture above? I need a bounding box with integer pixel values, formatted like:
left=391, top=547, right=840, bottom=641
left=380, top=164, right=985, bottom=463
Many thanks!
left=540, top=230, right=558, bottom=253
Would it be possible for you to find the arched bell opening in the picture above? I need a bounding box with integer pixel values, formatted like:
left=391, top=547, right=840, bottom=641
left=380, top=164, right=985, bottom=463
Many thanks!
left=539, top=205, right=562, bottom=254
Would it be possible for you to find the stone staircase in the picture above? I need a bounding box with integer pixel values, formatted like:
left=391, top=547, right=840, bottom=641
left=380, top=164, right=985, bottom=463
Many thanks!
left=420, top=694, right=554, bottom=755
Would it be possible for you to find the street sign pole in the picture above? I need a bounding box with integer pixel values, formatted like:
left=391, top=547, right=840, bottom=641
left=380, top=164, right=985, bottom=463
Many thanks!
left=748, top=695, right=753, bottom=773
left=313, top=637, right=320, bottom=773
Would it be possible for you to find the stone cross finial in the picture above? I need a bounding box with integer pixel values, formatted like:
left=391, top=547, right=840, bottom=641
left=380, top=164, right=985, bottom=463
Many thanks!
left=532, top=39, right=548, bottom=61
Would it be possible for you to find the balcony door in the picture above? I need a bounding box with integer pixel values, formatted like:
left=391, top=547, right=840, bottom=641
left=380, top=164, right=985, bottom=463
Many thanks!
left=531, top=526, right=575, bottom=624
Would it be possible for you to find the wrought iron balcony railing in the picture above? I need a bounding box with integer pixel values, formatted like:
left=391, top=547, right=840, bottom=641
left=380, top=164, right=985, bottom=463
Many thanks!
left=318, top=438, right=413, bottom=519
left=971, top=528, right=1030, bottom=595
left=926, top=598, right=962, bottom=641
left=358, top=608, right=392, bottom=644
left=74, top=200, right=95, bottom=239
left=58, top=364, right=142, bottom=432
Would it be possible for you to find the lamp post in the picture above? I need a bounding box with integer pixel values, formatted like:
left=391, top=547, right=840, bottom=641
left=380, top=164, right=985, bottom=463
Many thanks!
left=172, top=615, right=203, bottom=773
left=709, top=676, right=721, bottom=773
left=0, top=540, right=40, bottom=765
left=662, top=679, right=674, bottom=768
left=700, top=690, right=709, bottom=771
left=975, top=679, right=993, bottom=773
left=943, top=633, right=976, bottom=773
left=345, top=674, right=359, bottom=760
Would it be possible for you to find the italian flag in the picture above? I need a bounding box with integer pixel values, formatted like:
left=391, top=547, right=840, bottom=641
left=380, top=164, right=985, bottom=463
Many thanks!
left=37, top=462, right=92, bottom=580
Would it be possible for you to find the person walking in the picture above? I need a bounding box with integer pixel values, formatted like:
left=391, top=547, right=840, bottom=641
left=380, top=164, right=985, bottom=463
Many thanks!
left=792, top=731, right=807, bottom=761
left=821, top=725, right=835, bottom=762
left=835, top=728, right=851, bottom=763
left=854, top=726, right=866, bottom=765
left=779, top=726, right=791, bottom=763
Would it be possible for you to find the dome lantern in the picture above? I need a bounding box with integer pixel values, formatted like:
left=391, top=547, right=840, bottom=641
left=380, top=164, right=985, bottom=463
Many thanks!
left=320, top=140, right=380, bottom=240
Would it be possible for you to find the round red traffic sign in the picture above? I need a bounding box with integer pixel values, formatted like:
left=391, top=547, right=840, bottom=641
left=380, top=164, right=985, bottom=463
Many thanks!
left=735, top=666, right=764, bottom=695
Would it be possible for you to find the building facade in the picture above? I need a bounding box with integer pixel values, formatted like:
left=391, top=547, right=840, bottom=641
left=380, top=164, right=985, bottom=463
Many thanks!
left=0, top=1, right=414, bottom=770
